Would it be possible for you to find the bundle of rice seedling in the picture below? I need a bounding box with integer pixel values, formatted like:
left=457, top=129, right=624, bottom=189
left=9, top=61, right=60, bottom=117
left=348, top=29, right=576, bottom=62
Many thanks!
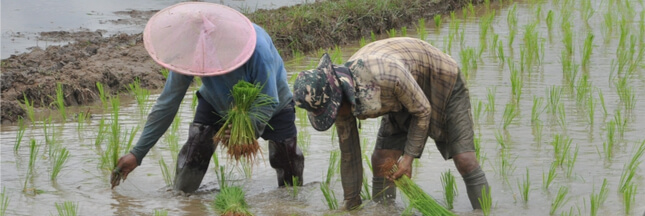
left=213, top=80, right=274, bottom=162
left=213, top=186, right=253, bottom=216
left=382, top=159, right=455, bottom=216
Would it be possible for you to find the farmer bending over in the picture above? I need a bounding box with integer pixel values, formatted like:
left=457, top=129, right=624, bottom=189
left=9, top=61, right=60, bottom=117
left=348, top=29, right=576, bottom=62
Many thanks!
left=111, top=2, right=304, bottom=193
left=293, top=37, right=489, bottom=210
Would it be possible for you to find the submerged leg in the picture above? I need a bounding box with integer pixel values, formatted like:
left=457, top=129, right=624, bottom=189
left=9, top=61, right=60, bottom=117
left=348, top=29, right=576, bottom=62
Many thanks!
left=454, top=152, right=489, bottom=209
left=268, top=137, right=304, bottom=187
left=174, top=123, right=217, bottom=193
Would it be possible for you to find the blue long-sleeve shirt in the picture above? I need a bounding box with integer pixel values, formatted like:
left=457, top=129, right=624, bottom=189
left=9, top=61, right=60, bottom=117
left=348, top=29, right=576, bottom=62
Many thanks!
left=130, top=24, right=292, bottom=165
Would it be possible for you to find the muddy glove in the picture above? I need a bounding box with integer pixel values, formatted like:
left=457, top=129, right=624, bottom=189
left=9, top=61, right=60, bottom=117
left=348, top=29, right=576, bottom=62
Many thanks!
left=111, top=153, right=139, bottom=189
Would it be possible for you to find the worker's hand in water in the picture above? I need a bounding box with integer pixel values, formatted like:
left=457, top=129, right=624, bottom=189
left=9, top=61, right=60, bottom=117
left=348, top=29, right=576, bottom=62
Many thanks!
left=111, top=153, right=138, bottom=189
left=387, top=154, right=414, bottom=181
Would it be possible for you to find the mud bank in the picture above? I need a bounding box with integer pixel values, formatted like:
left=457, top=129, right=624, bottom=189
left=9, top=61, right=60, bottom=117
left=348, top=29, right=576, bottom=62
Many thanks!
left=0, top=0, right=478, bottom=123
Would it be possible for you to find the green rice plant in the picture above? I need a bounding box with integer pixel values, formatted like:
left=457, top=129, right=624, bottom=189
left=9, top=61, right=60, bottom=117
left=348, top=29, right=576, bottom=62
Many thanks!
left=502, top=102, right=518, bottom=130
left=14, top=116, right=26, bottom=154
left=193, top=77, right=203, bottom=89
left=603, top=120, right=616, bottom=160
left=552, top=134, right=573, bottom=167
left=497, top=42, right=505, bottom=64
left=479, top=11, right=496, bottom=50
left=21, top=93, right=35, bottom=125
left=94, top=117, right=107, bottom=148
left=387, top=28, right=397, bottom=38
left=508, top=60, right=522, bottom=100
left=622, top=183, right=637, bottom=215
left=212, top=186, right=252, bottom=216
left=370, top=31, right=377, bottom=42
left=330, top=45, right=343, bottom=64
left=542, top=162, right=557, bottom=190
left=385, top=163, right=455, bottom=216
left=618, top=140, right=645, bottom=193
left=160, top=68, right=169, bottom=79
left=546, top=86, right=562, bottom=114
left=557, top=104, right=567, bottom=130
left=42, top=116, right=56, bottom=146
left=473, top=99, right=483, bottom=123
left=95, top=82, right=108, bottom=109
left=517, top=168, right=530, bottom=203
left=590, top=179, right=609, bottom=216
left=1, top=187, right=9, bottom=216
left=167, top=114, right=181, bottom=163
left=153, top=209, right=168, bottom=216
left=495, top=130, right=507, bottom=149
left=562, top=22, right=574, bottom=58
left=550, top=186, right=570, bottom=215
left=497, top=149, right=516, bottom=182
left=24, top=139, right=39, bottom=192
left=325, top=150, right=340, bottom=185
left=54, top=83, right=67, bottom=120
left=400, top=26, right=407, bottom=37
left=459, top=47, right=477, bottom=79
left=478, top=186, right=492, bottom=216
left=467, top=3, right=475, bottom=17
left=490, top=34, right=499, bottom=57
left=507, top=4, right=518, bottom=46
left=581, top=33, right=594, bottom=70
left=613, top=109, right=628, bottom=138
left=532, top=119, right=543, bottom=144
left=360, top=174, right=372, bottom=200
left=213, top=81, right=274, bottom=162
left=76, top=109, right=90, bottom=133
left=290, top=176, right=300, bottom=198
left=474, top=133, right=483, bottom=165
left=128, top=77, right=151, bottom=115
left=55, top=201, right=78, bottom=216
left=485, top=87, right=496, bottom=114
left=359, top=37, right=367, bottom=47
left=50, top=146, right=70, bottom=181
left=297, top=129, right=311, bottom=155
left=575, top=74, right=591, bottom=104
left=522, top=23, right=540, bottom=69
left=434, top=14, right=442, bottom=28
left=320, top=182, right=338, bottom=210
left=441, top=170, right=458, bottom=209
left=159, top=157, right=173, bottom=186
left=417, top=18, right=427, bottom=41
left=531, top=96, right=544, bottom=123
left=105, top=96, right=122, bottom=171
left=191, top=93, right=198, bottom=113
left=602, top=9, right=615, bottom=43
left=546, top=10, right=554, bottom=37
left=597, top=89, right=608, bottom=116
left=564, top=145, right=579, bottom=178
left=580, top=0, right=595, bottom=22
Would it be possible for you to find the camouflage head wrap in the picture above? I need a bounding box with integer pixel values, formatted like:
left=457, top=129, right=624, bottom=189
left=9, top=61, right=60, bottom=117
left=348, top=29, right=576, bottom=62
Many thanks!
left=293, top=53, right=354, bottom=131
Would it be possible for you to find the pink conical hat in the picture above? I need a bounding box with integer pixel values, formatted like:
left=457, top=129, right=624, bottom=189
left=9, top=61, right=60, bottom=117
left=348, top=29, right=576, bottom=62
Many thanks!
left=143, top=2, right=256, bottom=76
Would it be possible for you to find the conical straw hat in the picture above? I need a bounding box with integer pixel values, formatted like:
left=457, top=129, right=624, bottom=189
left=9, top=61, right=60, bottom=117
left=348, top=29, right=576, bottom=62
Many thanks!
left=143, top=2, right=256, bottom=76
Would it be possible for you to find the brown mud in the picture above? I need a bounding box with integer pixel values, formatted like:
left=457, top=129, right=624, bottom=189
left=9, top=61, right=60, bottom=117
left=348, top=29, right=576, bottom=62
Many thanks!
left=0, top=0, right=478, bottom=123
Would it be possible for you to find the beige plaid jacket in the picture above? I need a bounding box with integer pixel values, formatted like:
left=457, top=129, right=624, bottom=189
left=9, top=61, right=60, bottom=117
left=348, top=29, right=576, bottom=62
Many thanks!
left=345, top=37, right=460, bottom=157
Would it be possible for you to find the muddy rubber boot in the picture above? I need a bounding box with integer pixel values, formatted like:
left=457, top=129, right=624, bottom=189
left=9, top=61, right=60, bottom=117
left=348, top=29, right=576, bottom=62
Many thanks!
left=268, top=137, right=304, bottom=187
left=372, top=176, right=396, bottom=204
left=173, top=123, right=217, bottom=193
left=463, top=166, right=490, bottom=209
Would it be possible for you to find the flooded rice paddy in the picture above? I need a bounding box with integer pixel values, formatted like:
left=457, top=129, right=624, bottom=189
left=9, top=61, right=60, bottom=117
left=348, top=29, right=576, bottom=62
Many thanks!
left=2, top=0, right=645, bottom=215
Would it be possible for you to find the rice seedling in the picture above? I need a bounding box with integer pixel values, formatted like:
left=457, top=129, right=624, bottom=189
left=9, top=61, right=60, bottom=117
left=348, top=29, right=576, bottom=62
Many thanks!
left=532, top=119, right=543, bottom=144
left=550, top=186, right=570, bottom=215
left=478, top=186, right=492, bottom=216
left=213, top=80, right=274, bottom=162
left=581, top=33, right=594, bottom=70
left=417, top=18, right=427, bottom=41
left=597, top=89, right=608, bottom=116
left=542, top=162, right=557, bottom=190
left=191, top=93, right=198, bottom=113
left=94, top=117, right=108, bottom=148
left=552, top=134, right=573, bottom=167
left=21, top=93, right=36, bottom=125
left=24, top=139, right=39, bottom=192
left=603, top=120, right=616, bottom=160
left=507, top=4, right=518, bottom=46
left=75, top=109, right=90, bottom=133
left=590, top=179, right=608, bottom=216
left=479, top=11, right=495, bottom=48
left=495, top=130, right=507, bottom=149
left=546, top=86, right=562, bottom=114
left=622, top=183, right=637, bottom=215
left=370, top=31, right=377, bottom=42
left=473, top=99, right=483, bottom=124
left=104, top=96, right=122, bottom=171
left=160, top=68, right=170, bottom=79
left=54, top=83, right=67, bottom=120
left=330, top=45, right=343, bottom=64
left=618, top=140, right=645, bottom=193
left=562, top=22, right=574, bottom=58
left=485, top=87, right=496, bottom=114
left=557, top=104, right=567, bottom=130
left=0, top=187, right=8, bottom=216
left=95, top=82, right=108, bottom=109
left=14, top=116, right=26, bottom=154
left=159, top=157, right=173, bottom=186
left=359, top=37, right=367, bottom=47
left=128, top=77, right=151, bottom=115
left=434, top=14, right=442, bottom=28
left=167, top=114, right=181, bottom=163
left=502, top=102, right=518, bottom=130
left=297, top=129, right=311, bottom=155
left=564, top=145, right=579, bottom=178
left=55, top=201, right=78, bottom=216
left=387, top=28, right=397, bottom=38
left=441, top=170, right=458, bottom=209
left=508, top=60, right=522, bottom=100
left=400, top=26, right=407, bottom=37
left=531, top=96, right=544, bottom=123
left=522, top=23, right=540, bottom=69
left=212, top=186, right=252, bottom=216
left=613, top=109, right=628, bottom=138
left=50, top=146, right=70, bottom=181
left=459, top=47, right=477, bottom=79
left=580, top=0, right=595, bottom=23
left=383, top=161, right=455, bottom=216
left=497, top=42, right=505, bottom=64
left=497, top=150, right=516, bottom=182
left=320, top=182, right=338, bottom=210
left=153, top=209, right=168, bottom=216
left=517, top=168, right=530, bottom=203
left=546, top=10, right=554, bottom=38
left=290, top=176, right=300, bottom=198
left=360, top=174, right=372, bottom=200
left=575, top=74, right=591, bottom=104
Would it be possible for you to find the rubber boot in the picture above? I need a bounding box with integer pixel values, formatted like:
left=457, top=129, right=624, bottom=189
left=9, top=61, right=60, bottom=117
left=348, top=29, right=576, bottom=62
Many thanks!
left=372, top=176, right=396, bottom=204
left=268, top=137, right=304, bottom=187
left=173, top=123, right=217, bottom=193
left=463, top=166, right=490, bottom=209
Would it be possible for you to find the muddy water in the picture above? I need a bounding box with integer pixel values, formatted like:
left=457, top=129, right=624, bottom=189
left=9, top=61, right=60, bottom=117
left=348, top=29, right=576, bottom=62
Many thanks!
left=1, top=0, right=305, bottom=58
left=2, top=0, right=645, bottom=215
